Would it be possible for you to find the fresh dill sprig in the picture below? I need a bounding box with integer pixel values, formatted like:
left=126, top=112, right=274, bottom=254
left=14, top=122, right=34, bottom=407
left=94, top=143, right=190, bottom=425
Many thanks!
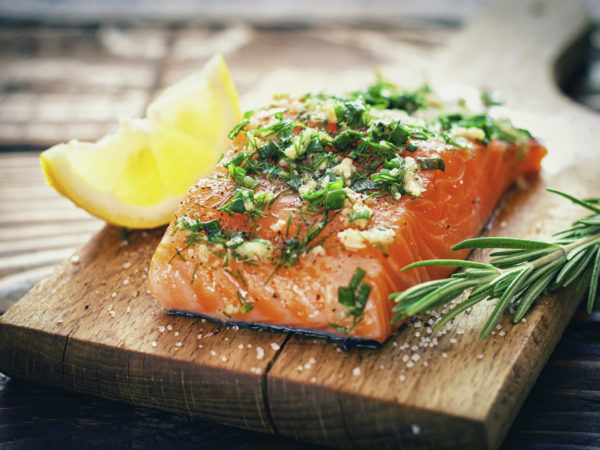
left=391, top=188, right=600, bottom=338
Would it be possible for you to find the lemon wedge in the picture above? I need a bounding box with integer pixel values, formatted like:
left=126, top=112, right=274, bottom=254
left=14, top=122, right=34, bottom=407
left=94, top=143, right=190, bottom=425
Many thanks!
left=40, top=54, right=241, bottom=228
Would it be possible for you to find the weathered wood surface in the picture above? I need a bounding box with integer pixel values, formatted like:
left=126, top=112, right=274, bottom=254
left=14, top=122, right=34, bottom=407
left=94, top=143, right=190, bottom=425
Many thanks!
left=1, top=0, right=600, bottom=448
left=1, top=170, right=598, bottom=450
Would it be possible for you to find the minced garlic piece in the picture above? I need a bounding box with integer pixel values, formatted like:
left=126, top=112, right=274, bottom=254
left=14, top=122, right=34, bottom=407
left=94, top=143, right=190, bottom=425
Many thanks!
left=331, top=158, right=356, bottom=185
left=284, top=143, right=298, bottom=160
left=337, top=226, right=395, bottom=250
left=320, top=99, right=339, bottom=124
left=288, top=100, right=304, bottom=114
left=309, top=245, right=326, bottom=257
left=450, top=125, right=486, bottom=141
left=243, top=197, right=255, bottom=211
left=403, top=157, right=424, bottom=197
left=337, top=229, right=366, bottom=250
left=196, top=244, right=212, bottom=264
left=362, top=227, right=396, bottom=246
left=223, top=302, right=241, bottom=316
left=234, top=239, right=273, bottom=261
left=270, top=219, right=287, bottom=232
left=299, top=178, right=317, bottom=196
left=339, top=189, right=372, bottom=228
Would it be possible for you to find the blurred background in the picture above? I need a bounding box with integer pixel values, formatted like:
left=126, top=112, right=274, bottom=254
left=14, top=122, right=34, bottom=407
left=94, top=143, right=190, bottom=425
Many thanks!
left=1, top=1, right=600, bottom=448
left=1, top=0, right=600, bottom=148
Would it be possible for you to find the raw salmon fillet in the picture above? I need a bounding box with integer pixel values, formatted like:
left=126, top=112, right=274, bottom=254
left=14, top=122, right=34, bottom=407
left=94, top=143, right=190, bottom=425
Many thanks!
left=149, top=84, right=546, bottom=342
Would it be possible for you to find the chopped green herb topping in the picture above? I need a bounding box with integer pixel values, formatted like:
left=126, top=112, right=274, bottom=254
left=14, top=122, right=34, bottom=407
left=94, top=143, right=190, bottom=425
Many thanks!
left=418, top=156, right=445, bottom=172
left=174, top=81, right=535, bottom=292
left=350, top=81, right=430, bottom=113
left=334, top=267, right=372, bottom=329
left=370, top=157, right=408, bottom=200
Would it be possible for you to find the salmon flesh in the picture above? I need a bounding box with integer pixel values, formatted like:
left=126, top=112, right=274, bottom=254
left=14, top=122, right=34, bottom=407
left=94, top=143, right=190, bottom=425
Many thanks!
left=149, top=84, right=546, bottom=343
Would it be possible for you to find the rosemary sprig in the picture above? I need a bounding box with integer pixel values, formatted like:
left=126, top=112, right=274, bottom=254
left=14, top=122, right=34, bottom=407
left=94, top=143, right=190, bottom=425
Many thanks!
left=391, top=189, right=600, bottom=338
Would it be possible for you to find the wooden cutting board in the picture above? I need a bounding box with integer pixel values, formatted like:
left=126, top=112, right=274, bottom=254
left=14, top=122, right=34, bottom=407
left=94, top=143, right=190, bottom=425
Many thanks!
left=1, top=1, right=599, bottom=448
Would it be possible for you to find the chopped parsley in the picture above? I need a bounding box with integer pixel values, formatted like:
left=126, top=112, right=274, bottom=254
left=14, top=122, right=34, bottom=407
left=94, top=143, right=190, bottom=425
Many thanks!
left=329, top=267, right=372, bottom=331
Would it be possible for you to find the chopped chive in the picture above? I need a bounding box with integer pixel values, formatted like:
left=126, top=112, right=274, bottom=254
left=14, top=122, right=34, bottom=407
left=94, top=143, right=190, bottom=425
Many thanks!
left=418, top=156, right=445, bottom=172
left=191, top=262, right=200, bottom=284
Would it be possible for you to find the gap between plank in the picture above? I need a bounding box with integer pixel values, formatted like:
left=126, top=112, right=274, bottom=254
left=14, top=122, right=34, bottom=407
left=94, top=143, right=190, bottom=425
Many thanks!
left=261, top=333, right=291, bottom=436
left=61, top=325, right=77, bottom=388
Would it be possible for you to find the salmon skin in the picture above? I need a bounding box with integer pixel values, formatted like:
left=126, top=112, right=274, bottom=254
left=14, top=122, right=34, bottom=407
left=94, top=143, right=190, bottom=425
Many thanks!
left=149, top=83, right=546, bottom=343
left=168, top=309, right=382, bottom=349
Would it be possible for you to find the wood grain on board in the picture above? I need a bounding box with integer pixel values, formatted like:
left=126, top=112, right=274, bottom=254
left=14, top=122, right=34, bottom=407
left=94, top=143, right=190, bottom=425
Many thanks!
left=1, top=0, right=600, bottom=449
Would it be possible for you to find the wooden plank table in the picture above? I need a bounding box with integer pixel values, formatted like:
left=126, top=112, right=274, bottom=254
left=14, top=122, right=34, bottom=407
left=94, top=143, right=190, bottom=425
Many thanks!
left=1, top=5, right=600, bottom=449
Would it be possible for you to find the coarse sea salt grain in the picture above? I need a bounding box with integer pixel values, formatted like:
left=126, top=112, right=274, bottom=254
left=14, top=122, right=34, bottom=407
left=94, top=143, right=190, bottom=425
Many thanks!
left=123, top=262, right=131, bottom=269
left=411, top=424, right=421, bottom=435
left=175, top=342, right=182, bottom=348
left=256, top=347, right=265, bottom=360
left=159, top=326, right=165, bottom=333
left=151, top=341, right=157, bottom=348
left=271, top=342, right=280, bottom=351
left=352, top=367, right=361, bottom=377
left=123, top=279, right=130, bottom=285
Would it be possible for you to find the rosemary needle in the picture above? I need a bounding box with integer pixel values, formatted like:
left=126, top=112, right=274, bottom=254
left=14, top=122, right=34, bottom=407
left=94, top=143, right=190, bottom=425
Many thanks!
left=391, top=188, right=600, bottom=338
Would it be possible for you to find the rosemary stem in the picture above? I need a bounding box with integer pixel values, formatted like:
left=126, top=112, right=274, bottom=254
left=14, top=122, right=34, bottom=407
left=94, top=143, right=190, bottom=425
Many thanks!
left=528, top=234, right=600, bottom=270
left=563, top=233, right=600, bottom=253
left=394, top=189, right=600, bottom=336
